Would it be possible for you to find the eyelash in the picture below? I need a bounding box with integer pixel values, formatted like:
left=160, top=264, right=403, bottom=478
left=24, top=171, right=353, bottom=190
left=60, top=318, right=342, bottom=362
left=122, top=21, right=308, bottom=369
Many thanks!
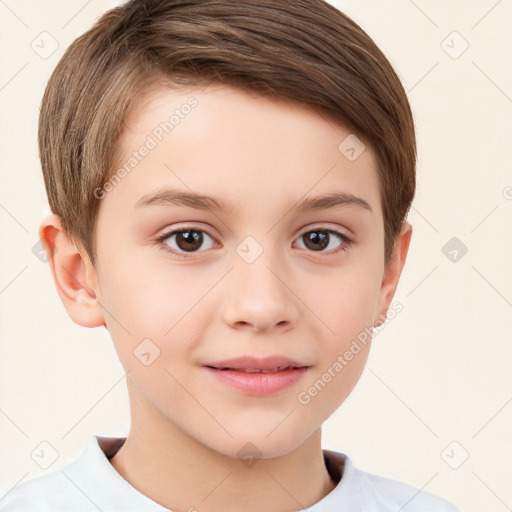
left=154, top=226, right=352, bottom=259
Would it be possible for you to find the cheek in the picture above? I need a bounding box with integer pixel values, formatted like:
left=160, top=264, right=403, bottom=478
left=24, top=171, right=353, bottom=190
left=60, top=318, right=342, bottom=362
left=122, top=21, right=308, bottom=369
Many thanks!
left=99, top=261, right=215, bottom=364
left=299, top=264, right=379, bottom=403
left=306, top=263, right=381, bottom=339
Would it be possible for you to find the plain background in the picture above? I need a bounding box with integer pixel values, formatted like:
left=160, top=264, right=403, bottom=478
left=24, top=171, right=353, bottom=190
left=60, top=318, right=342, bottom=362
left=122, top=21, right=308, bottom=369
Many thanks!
left=0, top=1, right=511, bottom=510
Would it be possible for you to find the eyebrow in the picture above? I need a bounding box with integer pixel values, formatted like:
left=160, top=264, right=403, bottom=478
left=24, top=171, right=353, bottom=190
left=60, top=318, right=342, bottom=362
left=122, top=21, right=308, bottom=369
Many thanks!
left=135, top=188, right=372, bottom=214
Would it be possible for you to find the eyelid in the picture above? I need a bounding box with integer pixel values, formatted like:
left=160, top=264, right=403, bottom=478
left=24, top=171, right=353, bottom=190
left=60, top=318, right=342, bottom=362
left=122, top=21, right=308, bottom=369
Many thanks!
left=298, top=223, right=352, bottom=239
left=156, top=223, right=216, bottom=240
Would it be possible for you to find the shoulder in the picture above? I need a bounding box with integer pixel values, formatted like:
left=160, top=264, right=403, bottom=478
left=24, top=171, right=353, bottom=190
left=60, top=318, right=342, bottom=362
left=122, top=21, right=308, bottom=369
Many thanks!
left=358, top=469, right=460, bottom=511
left=319, top=450, right=460, bottom=512
left=0, top=436, right=112, bottom=511
left=0, top=466, right=89, bottom=511
left=0, top=435, right=167, bottom=512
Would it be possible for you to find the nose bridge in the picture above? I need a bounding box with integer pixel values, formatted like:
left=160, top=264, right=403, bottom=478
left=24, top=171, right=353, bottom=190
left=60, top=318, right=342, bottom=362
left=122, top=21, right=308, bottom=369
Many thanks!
left=222, top=242, right=299, bottom=331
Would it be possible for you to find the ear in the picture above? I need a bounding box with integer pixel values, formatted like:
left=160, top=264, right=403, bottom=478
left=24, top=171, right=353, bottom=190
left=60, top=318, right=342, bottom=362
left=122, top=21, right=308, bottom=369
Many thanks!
left=374, top=222, right=412, bottom=327
left=39, top=214, right=106, bottom=328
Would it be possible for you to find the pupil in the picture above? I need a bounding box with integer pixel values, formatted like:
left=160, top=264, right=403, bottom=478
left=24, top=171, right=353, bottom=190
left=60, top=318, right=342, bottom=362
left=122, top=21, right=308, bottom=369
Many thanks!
left=177, top=230, right=203, bottom=251
left=305, top=231, right=328, bottom=251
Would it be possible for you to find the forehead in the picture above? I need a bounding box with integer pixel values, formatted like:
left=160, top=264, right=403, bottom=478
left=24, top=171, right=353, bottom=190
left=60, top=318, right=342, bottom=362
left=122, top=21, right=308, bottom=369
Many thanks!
left=105, top=83, right=381, bottom=219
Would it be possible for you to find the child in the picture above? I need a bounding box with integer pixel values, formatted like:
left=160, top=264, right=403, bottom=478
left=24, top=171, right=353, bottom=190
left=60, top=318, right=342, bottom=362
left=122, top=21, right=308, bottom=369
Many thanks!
left=0, top=0, right=459, bottom=510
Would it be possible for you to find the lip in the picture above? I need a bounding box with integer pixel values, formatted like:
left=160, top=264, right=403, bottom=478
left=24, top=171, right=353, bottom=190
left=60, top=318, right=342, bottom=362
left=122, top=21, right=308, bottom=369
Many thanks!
left=203, top=356, right=310, bottom=396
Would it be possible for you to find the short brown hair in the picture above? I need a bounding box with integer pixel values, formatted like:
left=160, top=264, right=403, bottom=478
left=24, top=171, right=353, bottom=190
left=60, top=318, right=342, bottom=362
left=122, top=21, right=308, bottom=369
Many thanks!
left=39, top=0, right=415, bottom=266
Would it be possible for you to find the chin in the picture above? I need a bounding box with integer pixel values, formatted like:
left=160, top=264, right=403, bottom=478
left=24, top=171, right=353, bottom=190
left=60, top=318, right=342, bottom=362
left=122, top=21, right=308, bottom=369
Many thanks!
left=202, top=420, right=316, bottom=462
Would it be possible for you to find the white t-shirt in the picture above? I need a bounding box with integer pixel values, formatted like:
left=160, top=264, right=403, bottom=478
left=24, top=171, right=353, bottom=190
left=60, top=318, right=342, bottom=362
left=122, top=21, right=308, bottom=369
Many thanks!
left=0, top=435, right=459, bottom=511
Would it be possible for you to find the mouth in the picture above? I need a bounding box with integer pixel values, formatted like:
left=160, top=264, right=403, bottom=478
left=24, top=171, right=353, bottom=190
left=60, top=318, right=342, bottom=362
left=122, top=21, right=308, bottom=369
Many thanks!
left=207, top=366, right=303, bottom=373
left=202, top=356, right=310, bottom=395
left=203, top=355, right=309, bottom=372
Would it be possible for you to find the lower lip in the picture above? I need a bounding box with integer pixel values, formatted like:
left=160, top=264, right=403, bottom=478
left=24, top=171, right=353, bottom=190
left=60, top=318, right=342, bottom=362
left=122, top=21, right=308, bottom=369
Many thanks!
left=204, top=367, right=309, bottom=396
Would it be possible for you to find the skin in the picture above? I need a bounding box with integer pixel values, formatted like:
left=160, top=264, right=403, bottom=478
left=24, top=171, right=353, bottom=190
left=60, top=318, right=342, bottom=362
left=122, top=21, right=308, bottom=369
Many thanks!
left=40, top=84, right=412, bottom=512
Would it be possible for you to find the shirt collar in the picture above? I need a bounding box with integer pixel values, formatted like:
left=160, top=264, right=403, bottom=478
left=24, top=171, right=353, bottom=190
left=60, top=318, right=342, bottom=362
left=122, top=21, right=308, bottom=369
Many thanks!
left=80, top=435, right=361, bottom=511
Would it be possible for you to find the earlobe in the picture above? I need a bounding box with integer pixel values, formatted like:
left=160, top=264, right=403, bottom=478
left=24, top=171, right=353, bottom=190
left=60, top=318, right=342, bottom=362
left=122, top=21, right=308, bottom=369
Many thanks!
left=39, top=214, right=105, bottom=328
left=374, top=222, right=413, bottom=327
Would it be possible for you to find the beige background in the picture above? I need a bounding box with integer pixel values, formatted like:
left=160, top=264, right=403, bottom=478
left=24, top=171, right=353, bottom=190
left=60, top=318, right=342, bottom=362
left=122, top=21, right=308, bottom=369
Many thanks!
left=0, top=1, right=511, bottom=510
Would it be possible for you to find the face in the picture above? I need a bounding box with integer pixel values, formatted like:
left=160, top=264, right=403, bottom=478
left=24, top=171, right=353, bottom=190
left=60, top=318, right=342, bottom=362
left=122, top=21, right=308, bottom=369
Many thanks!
left=85, top=84, right=399, bottom=459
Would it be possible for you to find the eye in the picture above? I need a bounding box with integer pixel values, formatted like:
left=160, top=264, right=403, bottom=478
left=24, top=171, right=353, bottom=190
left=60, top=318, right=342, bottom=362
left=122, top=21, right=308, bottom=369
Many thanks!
left=155, top=228, right=216, bottom=257
left=294, top=228, right=351, bottom=254
left=154, top=226, right=352, bottom=259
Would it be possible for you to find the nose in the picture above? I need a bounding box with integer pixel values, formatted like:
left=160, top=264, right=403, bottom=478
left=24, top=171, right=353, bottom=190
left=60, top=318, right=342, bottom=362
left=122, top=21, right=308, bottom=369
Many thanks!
left=221, top=256, right=300, bottom=333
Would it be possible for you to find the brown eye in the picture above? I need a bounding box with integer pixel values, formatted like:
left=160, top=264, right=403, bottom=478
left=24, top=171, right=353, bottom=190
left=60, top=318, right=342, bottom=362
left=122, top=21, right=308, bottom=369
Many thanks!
left=303, top=231, right=329, bottom=251
left=158, top=228, right=215, bottom=256
left=295, top=229, right=350, bottom=253
left=175, top=230, right=204, bottom=252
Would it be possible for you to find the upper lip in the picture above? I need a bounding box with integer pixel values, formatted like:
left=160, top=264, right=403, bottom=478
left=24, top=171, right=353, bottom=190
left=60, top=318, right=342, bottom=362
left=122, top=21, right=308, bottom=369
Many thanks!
left=203, top=356, right=309, bottom=372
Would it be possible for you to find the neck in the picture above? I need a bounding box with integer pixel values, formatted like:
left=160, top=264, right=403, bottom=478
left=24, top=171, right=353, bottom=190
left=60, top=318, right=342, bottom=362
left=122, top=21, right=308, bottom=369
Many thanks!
left=110, top=382, right=337, bottom=512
